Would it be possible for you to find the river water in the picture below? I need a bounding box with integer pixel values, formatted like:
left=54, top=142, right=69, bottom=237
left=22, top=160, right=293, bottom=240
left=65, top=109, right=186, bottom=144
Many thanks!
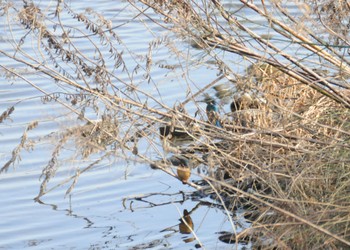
left=0, top=1, right=304, bottom=249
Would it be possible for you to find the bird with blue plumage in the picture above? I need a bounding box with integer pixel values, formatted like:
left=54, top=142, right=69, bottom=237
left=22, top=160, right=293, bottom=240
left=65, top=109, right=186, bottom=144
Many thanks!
left=203, top=94, right=222, bottom=128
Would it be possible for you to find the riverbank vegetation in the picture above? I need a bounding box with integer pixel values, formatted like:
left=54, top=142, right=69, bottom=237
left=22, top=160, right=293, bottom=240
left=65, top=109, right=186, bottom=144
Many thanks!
left=1, top=0, right=349, bottom=248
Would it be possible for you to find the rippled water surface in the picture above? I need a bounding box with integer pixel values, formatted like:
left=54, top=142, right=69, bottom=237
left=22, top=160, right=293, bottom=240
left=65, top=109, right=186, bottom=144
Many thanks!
left=0, top=1, right=302, bottom=249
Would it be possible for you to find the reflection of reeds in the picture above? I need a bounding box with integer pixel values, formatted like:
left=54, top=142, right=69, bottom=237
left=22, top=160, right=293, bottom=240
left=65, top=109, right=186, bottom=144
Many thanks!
left=0, top=106, right=15, bottom=124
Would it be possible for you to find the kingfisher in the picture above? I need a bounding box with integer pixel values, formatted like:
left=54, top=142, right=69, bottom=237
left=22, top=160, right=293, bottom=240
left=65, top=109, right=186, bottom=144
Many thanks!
left=174, top=157, right=191, bottom=184
left=205, top=99, right=222, bottom=128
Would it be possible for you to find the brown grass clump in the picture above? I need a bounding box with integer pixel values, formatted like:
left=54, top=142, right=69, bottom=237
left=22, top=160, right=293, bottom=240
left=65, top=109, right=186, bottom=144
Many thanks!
left=207, top=64, right=350, bottom=249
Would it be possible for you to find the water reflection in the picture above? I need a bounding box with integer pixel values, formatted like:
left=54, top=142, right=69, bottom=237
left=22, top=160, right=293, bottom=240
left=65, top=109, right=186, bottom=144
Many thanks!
left=129, top=239, right=164, bottom=250
left=179, top=209, right=196, bottom=244
left=160, top=207, right=198, bottom=246
left=218, top=230, right=251, bottom=246
left=124, top=185, right=243, bottom=248
left=179, top=209, right=194, bottom=234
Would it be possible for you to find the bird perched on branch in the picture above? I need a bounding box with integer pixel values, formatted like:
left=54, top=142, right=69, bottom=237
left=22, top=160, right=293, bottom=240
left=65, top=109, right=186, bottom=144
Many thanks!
left=150, top=155, right=193, bottom=184
left=205, top=99, right=222, bottom=128
left=175, top=157, right=191, bottom=184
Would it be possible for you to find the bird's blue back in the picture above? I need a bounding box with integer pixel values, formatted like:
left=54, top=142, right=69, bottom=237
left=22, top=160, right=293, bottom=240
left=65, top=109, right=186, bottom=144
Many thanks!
left=206, top=102, right=219, bottom=113
left=206, top=101, right=222, bottom=127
